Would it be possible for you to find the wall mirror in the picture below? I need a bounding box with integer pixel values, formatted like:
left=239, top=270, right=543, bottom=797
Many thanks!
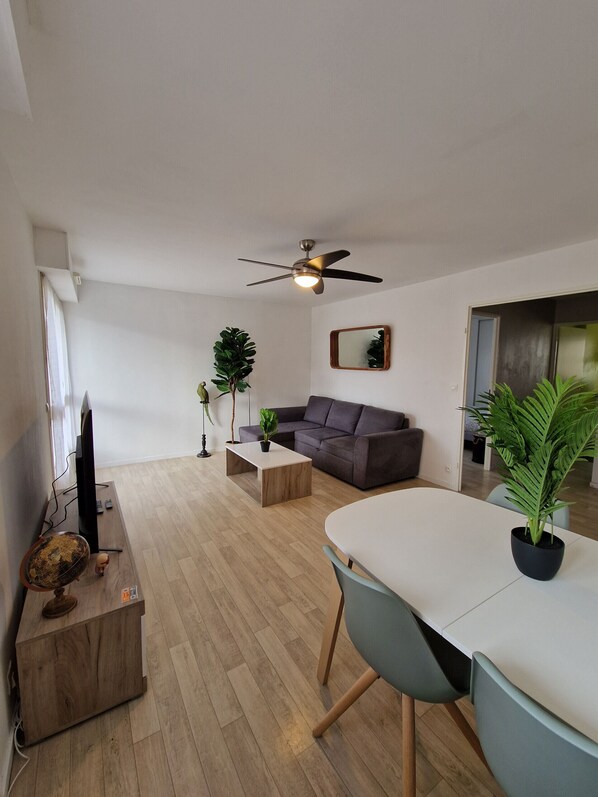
left=330, top=325, right=391, bottom=370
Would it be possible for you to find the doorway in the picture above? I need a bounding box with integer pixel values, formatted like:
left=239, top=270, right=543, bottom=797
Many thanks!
left=463, top=313, right=499, bottom=469
left=459, top=290, right=598, bottom=534
left=554, top=323, right=598, bottom=388
left=555, top=322, right=598, bottom=488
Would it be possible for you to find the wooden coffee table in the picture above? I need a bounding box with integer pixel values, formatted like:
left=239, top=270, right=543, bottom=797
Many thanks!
left=225, top=441, right=312, bottom=507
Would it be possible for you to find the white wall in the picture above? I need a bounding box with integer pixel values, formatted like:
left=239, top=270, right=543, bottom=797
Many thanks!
left=311, top=239, right=598, bottom=489
left=0, top=153, right=52, bottom=792
left=64, top=281, right=312, bottom=466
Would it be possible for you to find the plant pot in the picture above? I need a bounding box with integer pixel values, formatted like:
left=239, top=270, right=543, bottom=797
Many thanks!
left=511, top=527, right=565, bottom=581
left=260, top=441, right=270, bottom=452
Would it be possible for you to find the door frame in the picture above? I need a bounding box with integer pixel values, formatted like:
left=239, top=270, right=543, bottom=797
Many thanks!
left=458, top=309, right=500, bottom=489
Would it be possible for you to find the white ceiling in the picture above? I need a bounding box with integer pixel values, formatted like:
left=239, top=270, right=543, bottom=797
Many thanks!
left=1, top=0, right=598, bottom=305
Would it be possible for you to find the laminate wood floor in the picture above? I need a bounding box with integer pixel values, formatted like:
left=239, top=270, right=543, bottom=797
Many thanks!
left=10, top=455, right=510, bottom=797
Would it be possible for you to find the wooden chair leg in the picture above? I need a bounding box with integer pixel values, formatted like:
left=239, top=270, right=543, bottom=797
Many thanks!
left=312, top=667, right=379, bottom=737
left=317, top=558, right=353, bottom=685
left=402, top=693, right=416, bottom=797
left=443, top=702, right=490, bottom=770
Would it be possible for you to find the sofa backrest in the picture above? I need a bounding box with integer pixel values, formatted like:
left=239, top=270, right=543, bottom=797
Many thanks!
left=326, top=400, right=364, bottom=434
left=304, top=395, right=333, bottom=425
left=304, top=395, right=408, bottom=435
left=354, top=405, right=406, bottom=436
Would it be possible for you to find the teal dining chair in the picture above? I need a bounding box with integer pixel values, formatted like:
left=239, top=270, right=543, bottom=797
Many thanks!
left=486, top=484, right=570, bottom=529
left=313, top=546, right=487, bottom=797
left=471, top=652, right=598, bottom=796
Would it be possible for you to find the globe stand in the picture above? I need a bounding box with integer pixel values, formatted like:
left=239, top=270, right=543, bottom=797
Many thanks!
left=42, top=587, right=78, bottom=619
left=197, top=403, right=211, bottom=458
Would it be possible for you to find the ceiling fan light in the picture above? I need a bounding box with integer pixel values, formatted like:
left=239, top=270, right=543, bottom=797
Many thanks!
left=293, top=273, right=320, bottom=288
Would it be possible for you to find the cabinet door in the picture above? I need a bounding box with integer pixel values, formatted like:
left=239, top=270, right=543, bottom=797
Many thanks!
left=19, top=602, right=144, bottom=744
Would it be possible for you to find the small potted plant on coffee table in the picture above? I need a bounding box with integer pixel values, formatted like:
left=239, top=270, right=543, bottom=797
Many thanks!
left=259, top=408, right=278, bottom=452
left=463, top=375, right=598, bottom=580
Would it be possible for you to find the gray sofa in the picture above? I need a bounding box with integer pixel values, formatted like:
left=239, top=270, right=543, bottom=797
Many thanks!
left=239, top=395, right=423, bottom=490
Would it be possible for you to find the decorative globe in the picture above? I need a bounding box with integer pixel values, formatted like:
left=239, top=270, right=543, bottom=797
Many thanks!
left=20, top=533, right=90, bottom=618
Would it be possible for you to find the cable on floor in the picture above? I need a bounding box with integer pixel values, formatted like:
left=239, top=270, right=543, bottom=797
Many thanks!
left=6, top=707, right=29, bottom=797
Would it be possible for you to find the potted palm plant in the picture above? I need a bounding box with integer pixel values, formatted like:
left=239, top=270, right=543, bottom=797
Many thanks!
left=212, top=327, right=256, bottom=443
left=259, top=408, right=278, bottom=452
left=463, top=375, right=598, bottom=580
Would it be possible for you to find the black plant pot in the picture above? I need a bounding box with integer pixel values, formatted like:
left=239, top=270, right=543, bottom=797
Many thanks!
left=511, top=527, right=565, bottom=581
left=260, top=440, right=270, bottom=452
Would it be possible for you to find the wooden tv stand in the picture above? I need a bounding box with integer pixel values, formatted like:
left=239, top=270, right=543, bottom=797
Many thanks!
left=16, top=481, right=146, bottom=745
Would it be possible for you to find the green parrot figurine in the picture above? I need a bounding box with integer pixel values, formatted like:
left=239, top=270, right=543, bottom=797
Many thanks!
left=197, top=381, right=214, bottom=424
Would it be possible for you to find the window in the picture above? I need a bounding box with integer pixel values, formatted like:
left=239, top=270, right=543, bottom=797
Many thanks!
left=41, top=275, right=77, bottom=485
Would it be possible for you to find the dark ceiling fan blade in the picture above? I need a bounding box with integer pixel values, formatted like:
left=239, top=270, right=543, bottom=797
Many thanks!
left=312, top=279, right=325, bottom=295
left=306, top=249, right=350, bottom=271
left=238, top=258, right=292, bottom=271
left=324, top=268, right=383, bottom=283
left=247, top=274, right=293, bottom=287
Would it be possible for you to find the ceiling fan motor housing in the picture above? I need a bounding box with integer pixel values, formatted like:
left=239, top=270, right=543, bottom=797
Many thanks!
left=292, top=260, right=321, bottom=279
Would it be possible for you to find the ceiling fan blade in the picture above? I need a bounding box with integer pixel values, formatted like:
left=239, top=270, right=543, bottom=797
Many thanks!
left=324, top=268, right=383, bottom=283
left=238, top=258, right=292, bottom=271
left=247, top=274, right=293, bottom=287
left=306, top=250, right=350, bottom=271
left=312, top=279, right=325, bottom=295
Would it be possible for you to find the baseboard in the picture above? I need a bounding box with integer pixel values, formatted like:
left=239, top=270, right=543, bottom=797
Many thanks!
left=98, top=447, right=226, bottom=469
left=418, top=471, right=453, bottom=490
left=1, top=707, right=17, bottom=797
left=1, top=739, right=11, bottom=797
left=97, top=455, right=455, bottom=489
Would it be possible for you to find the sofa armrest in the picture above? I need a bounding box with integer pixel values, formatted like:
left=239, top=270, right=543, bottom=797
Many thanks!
left=353, top=428, right=423, bottom=489
left=269, top=405, right=307, bottom=423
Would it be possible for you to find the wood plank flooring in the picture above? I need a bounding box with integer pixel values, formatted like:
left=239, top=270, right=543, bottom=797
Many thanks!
left=9, top=454, right=513, bottom=796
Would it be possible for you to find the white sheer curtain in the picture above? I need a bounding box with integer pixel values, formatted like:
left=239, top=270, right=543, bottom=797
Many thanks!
left=42, top=276, right=77, bottom=486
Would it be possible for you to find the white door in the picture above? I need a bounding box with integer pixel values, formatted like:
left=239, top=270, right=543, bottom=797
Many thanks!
left=462, top=313, right=499, bottom=473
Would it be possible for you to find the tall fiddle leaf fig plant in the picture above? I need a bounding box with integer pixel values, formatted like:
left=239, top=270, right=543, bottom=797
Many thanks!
left=463, top=376, right=598, bottom=544
left=212, top=327, right=256, bottom=442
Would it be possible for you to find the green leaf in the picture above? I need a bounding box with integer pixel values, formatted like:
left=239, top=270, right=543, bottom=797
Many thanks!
left=259, top=408, right=279, bottom=441
left=211, top=327, right=257, bottom=441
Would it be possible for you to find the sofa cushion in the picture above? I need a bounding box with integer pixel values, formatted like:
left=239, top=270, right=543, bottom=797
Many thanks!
left=326, top=400, right=364, bottom=434
left=295, top=427, right=347, bottom=449
left=354, top=406, right=405, bottom=436
left=271, top=406, right=308, bottom=423
left=304, top=395, right=333, bottom=425
left=278, top=420, right=321, bottom=434
left=320, top=435, right=358, bottom=463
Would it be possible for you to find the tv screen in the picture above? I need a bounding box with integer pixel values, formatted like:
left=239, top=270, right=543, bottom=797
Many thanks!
left=76, top=392, right=99, bottom=553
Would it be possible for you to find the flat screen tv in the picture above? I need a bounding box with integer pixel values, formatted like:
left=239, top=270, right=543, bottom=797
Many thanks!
left=76, top=392, right=99, bottom=553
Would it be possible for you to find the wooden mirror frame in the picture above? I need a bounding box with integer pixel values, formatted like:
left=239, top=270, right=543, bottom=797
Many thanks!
left=330, top=325, right=391, bottom=370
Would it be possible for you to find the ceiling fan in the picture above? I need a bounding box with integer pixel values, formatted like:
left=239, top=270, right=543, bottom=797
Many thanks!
left=239, top=239, right=383, bottom=295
